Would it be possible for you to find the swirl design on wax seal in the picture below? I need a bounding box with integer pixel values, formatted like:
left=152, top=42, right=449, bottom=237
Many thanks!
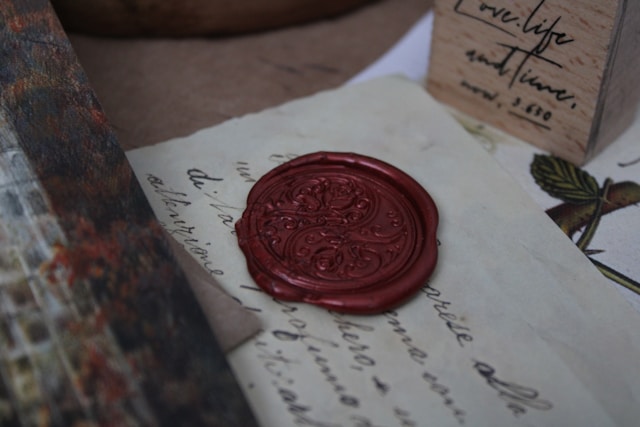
left=260, top=174, right=412, bottom=285
left=235, top=152, right=439, bottom=314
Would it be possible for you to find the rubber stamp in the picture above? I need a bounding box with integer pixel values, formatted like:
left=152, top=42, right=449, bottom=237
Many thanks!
left=427, top=0, right=640, bottom=165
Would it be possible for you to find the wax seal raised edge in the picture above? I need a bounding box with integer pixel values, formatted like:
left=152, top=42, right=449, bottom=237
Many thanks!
left=235, top=151, right=439, bottom=314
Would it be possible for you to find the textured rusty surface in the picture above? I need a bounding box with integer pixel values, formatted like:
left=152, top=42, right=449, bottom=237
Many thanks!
left=0, top=2, right=256, bottom=425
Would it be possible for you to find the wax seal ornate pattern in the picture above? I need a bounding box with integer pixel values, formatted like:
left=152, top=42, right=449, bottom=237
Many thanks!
left=235, top=152, right=438, bottom=314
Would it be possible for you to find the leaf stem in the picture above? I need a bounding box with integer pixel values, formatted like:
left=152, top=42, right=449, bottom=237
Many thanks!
left=589, top=257, right=640, bottom=294
left=576, top=178, right=612, bottom=251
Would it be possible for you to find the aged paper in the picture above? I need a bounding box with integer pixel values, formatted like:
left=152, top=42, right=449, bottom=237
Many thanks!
left=453, top=110, right=640, bottom=313
left=349, top=7, right=640, bottom=310
left=127, top=77, right=640, bottom=427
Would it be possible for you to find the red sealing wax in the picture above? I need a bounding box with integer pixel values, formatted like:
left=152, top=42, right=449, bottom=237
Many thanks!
left=235, top=152, right=438, bottom=314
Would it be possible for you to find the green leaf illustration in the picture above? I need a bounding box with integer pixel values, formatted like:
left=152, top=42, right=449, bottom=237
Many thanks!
left=530, top=154, right=600, bottom=204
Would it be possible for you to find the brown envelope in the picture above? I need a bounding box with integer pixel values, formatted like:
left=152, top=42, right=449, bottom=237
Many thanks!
left=165, top=231, right=262, bottom=352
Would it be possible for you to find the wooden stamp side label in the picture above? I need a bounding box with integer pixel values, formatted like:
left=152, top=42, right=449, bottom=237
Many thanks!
left=427, top=0, right=618, bottom=164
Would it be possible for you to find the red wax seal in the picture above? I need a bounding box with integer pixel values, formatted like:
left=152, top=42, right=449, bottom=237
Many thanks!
left=235, top=152, right=438, bottom=314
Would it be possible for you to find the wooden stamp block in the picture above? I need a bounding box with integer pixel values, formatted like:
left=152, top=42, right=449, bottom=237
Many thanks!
left=427, top=0, right=640, bottom=165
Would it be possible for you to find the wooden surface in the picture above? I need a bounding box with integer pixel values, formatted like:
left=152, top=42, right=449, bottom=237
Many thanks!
left=592, top=0, right=640, bottom=160
left=51, top=0, right=374, bottom=36
left=68, top=0, right=433, bottom=150
left=427, top=0, right=638, bottom=165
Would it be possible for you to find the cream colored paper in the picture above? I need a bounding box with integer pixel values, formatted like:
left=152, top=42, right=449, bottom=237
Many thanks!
left=127, top=77, right=640, bottom=427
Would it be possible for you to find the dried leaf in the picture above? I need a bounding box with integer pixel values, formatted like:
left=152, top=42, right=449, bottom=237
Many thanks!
left=530, top=154, right=599, bottom=204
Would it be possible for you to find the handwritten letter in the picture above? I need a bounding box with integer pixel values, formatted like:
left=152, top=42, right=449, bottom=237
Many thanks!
left=127, top=77, right=640, bottom=426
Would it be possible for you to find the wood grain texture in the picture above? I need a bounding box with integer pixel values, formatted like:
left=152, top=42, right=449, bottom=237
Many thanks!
left=427, top=0, right=640, bottom=165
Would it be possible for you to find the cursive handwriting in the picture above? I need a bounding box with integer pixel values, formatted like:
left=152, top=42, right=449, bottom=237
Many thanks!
left=473, top=360, right=553, bottom=417
left=234, top=161, right=257, bottom=183
left=272, top=300, right=339, bottom=349
left=383, top=310, right=428, bottom=365
left=455, top=0, right=574, bottom=48
left=271, top=300, right=361, bottom=409
left=383, top=310, right=467, bottom=424
left=455, top=0, right=578, bottom=126
left=254, top=339, right=341, bottom=427
left=454, top=0, right=518, bottom=36
left=146, top=173, right=191, bottom=210
left=278, top=387, right=341, bottom=427
left=187, top=167, right=222, bottom=189
left=422, top=371, right=467, bottom=424
left=461, top=79, right=499, bottom=101
left=329, top=311, right=377, bottom=371
left=421, top=283, right=473, bottom=347
left=254, top=339, right=298, bottom=386
left=393, top=407, right=417, bottom=427
left=203, top=192, right=242, bottom=235
left=372, top=376, right=390, bottom=396
left=350, top=415, right=385, bottom=427
left=269, top=152, right=298, bottom=165
left=146, top=173, right=223, bottom=275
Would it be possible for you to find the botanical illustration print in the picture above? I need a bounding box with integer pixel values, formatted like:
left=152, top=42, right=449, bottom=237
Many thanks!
left=455, top=114, right=640, bottom=297
left=531, top=155, right=640, bottom=294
